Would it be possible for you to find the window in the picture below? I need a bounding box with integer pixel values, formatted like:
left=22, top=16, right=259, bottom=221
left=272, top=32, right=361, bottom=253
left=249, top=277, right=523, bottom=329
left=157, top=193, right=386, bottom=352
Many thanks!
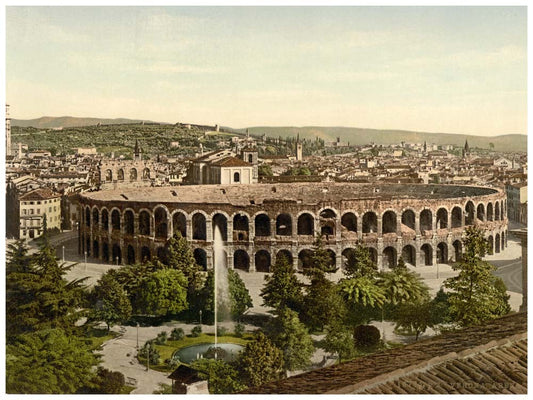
left=22, top=209, right=26, bottom=215
left=30, top=209, right=34, bottom=215
left=54, top=206, right=57, bottom=211
left=49, top=207, right=52, bottom=212
left=37, top=209, right=40, bottom=214
left=37, top=201, right=41, bottom=205
left=234, top=172, right=240, bottom=182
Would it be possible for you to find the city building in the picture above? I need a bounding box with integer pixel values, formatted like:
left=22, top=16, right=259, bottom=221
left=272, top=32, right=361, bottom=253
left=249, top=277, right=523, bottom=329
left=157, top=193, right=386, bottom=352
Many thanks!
left=506, top=182, right=527, bottom=225
left=18, top=187, right=62, bottom=239
left=186, top=149, right=257, bottom=185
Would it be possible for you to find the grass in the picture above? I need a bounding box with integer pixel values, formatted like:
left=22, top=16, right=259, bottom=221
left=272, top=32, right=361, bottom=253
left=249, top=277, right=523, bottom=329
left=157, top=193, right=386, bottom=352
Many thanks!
left=121, top=385, right=136, bottom=394
left=84, top=328, right=119, bottom=351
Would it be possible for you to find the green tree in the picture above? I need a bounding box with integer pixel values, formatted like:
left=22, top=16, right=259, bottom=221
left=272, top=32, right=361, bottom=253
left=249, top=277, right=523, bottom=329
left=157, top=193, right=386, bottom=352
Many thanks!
left=445, top=227, right=511, bottom=326
left=260, top=255, right=303, bottom=312
left=302, top=277, right=346, bottom=332
left=394, top=300, right=433, bottom=340
left=91, top=273, right=132, bottom=331
left=228, top=269, right=253, bottom=318
left=238, top=331, right=285, bottom=387
left=165, top=232, right=201, bottom=283
left=90, top=367, right=126, bottom=394
left=191, top=359, right=246, bottom=394
left=378, top=261, right=430, bottom=311
left=258, top=164, right=273, bottom=177
left=266, top=307, right=314, bottom=371
left=338, top=275, right=385, bottom=326
left=343, top=244, right=378, bottom=279
left=322, top=322, right=356, bottom=364
left=6, top=328, right=98, bottom=394
left=134, top=269, right=188, bottom=316
left=302, top=235, right=338, bottom=280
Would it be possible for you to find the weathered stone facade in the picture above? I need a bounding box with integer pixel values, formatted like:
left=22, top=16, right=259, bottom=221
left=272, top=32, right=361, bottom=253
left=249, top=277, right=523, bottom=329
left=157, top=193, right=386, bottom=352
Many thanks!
left=77, top=183, right=508, bottom=271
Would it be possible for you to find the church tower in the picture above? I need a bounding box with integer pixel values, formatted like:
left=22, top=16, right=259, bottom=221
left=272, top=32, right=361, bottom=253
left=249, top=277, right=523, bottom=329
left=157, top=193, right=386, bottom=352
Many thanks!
left=133, top=139, right=142, bottom=161
left=296, top=133, right=303, bottom=161
left=6, top=104, right=12, bottom=156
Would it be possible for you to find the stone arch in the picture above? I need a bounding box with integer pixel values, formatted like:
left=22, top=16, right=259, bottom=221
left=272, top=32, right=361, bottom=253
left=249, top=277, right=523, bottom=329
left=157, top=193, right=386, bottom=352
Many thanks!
left=141, top=246, right=151, bottom=262
left=255, top=250, right=271, bottom=272
left=102, top=242, right=109, bottom=262
left=154, top=206, right=169, bottom=239
left=495, top=202, right=500, bottom=221
left=437, top=242, right=448, bottom=264
left=501, top=231, right=505, bottom=250
left=297, top=213, right=315, bottom=235
left=233, top=213, right=250, bottom=241
left=254, top=213, right=271, bottom=237
left=105, top=169, right=113, bottom=182
left=495, top=233, right=501, bottom=253
left=212, top=212, right=228, bottom=241
left=341, top=212, right=357, bottom=233
left=382, top=210, right=397, bottom=234
left=420, top=209, right=433, bottom=232
left=101, top=208, right=109, bottom=231
left=172, top=211, right=187, bottom=238
left=276, top=249, right=293, bottom=265
left=130, top=168, right=138, bottom=181
left=436, top=208, right=448, bottom=229
left=157, top=246, right=168, bottom=263
left=111, top=209, right=121, bottom=231
left=92, top=207, right=99, bottom=227
left=401, top=209, right=416, bottom=231
left=127, top=245, right=135, bottom=265
left=233, top=171, right=240, bottom=183
left=139, top=210, right=151, bottom=236
left=193, top=248, right=207, bottom=271
left=326, top=249, right=337, bottom=268
left=362, top=211, right=378, bottom=233
left=465, top=201, right=475, bottom=226
left=451, top=206, right=462, bottom=228
left=488, top=235, right=494, bottom=255
left=401, top=245, right=416, bottom=266
left=383, top=246, right=397, bottom=268
left=124, top=209, right=134, bottom=235
left=142, top=168, right=151, bottom=180
left=319, top=208, right=337, bottom=236
left=453, top=240, right=462, bottom=262
left=276, top=213, right=292, bottom=236
left=234, top=250, right=250, bottom=271
left=92, top=240, right=99, bottom=259
left=341, top=248, right=356, bottom=270
left=112, top=244, right=121, bottom=264
left=421, top=243, right=432, bottom=266
left=368, top=247, right=378, bottom=265
left=85, top=206, right=91, bottom=227
left=476, top=203, right=485, bottom=221
left=192, top=212, right=207, bottom=240
left=487, top=203, right=494, bottom=221
left=298, top=249, right=314, bottom=271
left=117, top=168, right=125, bottom=181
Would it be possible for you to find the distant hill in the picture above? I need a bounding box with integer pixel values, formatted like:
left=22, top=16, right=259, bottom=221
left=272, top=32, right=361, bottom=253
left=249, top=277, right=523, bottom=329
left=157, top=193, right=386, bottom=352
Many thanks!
left=242, top=126, right=527, bottom=152
left=11, top=116, right=159, bottom=129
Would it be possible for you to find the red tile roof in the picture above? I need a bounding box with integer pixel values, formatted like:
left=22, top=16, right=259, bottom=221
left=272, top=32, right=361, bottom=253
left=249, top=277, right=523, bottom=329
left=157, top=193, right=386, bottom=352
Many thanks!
left=19, top=188, right=61, bottom=201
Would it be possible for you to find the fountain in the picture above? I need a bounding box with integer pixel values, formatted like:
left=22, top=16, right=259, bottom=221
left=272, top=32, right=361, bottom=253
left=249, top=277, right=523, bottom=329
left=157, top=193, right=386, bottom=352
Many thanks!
left=213, top=225, right=231, bottom=358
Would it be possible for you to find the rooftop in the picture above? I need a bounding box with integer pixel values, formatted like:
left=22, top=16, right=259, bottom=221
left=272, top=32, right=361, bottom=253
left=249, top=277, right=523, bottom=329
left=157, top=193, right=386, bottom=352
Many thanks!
left=19, top=187, right=61, bottom=201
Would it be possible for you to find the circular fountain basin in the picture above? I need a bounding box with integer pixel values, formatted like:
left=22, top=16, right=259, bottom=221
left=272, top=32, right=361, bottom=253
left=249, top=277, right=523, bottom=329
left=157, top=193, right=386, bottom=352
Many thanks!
left=172, top=343, right=244, bottom=364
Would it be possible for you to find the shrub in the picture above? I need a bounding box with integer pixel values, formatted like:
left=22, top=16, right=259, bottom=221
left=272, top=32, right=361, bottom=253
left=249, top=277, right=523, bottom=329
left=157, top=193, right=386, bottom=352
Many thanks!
left=353, top=324, right=381, bottom=349
left=216, top=326, right=227, bottom=337
left=155, top=331, right=168, bottom=345
left=167, top=358, right=180, bottom=369
left=191, top=325, right=202, bottom=337
left=170, top=327, right=185, bottom=341
left=139, top=340, right=160, bottom=365
left=95, top=367, right=125, bottom=394
left=234, top=322, right=245, bottom=338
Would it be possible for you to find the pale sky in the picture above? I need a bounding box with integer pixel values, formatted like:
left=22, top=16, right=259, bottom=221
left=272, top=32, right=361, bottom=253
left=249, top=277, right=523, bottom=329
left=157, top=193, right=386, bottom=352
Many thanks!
left=5, top=6, right=527, bottom=136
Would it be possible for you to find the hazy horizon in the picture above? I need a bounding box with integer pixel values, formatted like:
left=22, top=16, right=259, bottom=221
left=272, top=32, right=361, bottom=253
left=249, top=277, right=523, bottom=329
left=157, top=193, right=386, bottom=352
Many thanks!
left=7, top=6, right=527, bottom=137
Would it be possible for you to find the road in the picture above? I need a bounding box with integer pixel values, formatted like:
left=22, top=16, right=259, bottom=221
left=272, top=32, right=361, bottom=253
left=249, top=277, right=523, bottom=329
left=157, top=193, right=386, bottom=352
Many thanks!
left=492, top=258, right=523, bottom=294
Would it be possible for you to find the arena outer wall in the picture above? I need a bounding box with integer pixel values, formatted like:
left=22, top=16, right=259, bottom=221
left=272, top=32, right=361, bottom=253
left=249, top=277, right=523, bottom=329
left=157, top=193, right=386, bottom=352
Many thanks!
left=77, top=183, right=508, bottom=272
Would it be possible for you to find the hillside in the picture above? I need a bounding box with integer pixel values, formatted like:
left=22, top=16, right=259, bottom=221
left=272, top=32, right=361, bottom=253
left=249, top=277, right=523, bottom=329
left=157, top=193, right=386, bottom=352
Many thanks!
left=243, top=126, right=526, bottom=152
left=11, top=116, right=159, bottom=129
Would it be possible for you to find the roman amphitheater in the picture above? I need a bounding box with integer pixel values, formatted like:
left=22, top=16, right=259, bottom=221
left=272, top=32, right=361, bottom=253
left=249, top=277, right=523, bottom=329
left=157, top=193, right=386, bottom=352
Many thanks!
left=77, top=183, right=508, bottom=272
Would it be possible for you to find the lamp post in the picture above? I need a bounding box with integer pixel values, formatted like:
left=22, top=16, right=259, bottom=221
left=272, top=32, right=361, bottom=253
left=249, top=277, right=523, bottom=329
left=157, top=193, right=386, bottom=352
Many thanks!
left=62, top=245, right=65, bottom=262
left=116, top=256, right=119, bottom=266
left=136, top=323, right=139, bottom=350
left=146, top=342, right=150, bottom=371
left=199, top=310, right=202, bottom=326
left=84, top=251, right=87, bottom=271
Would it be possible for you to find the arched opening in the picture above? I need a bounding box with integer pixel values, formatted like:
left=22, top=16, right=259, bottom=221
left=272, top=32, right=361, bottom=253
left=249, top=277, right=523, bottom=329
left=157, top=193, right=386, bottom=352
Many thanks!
left=487, top=203, right=494, bottom=221
left=421, top=244, right=432, bottom=266
left=453, top=240, right=462, bottom=262
left=139, top=211, right=151, bottom=236
left=477, top=203, right=485, bottom=221
left=248, top=154, right=253, bottom=163
left=234, top=250, right=250, bottom=271
left=501, top=201, right=506, bottom=219
left=276, top=214, right=292, bottom=236
left=368, top=247, right=378, bottom=265
left=362, top=212, right=377, bottom=233
left=341, top=248, right=356, bottom=271
left=101, top=209, right=109, bottom=231
left=341, top=213, right=357, bottom=233
left=155, top=208, right=168, bottom=239
left=142, top=168, right=150, bottom=180
left=465, top=201, right=475, bottom=226
left=105, top=169, right=112, bottom=182
left=436, top=208, right=448, bottom=229
left=124, top=210, right=134, bottom=235
left=92, top=208, right=99, bottom=227
left=85, top=238, right=91, bottom=257
left=127, top=245, right=135, bottom=265
left=173, top=212, right=187, bottom=238
left=297, top=213, right=314, bottom=235
left=254, top=214, right=271, bottom=237
left=326, top=249, right=337, bottom=269
left=141, top=246, right=151, bottom=262
left=319, top=209, right=336, bottom=237
left=501, top=232, right=505, bottom=250
left=111, top=210, right=121, bottom=231
left=401, top=245, right=416, bottom=266
left=192, top=213, right=207, bottom=240
left=130, top=168, right=137, bottom=181
left=420, top=209, right=433, bottom=232
left=117, top=169, right=124, bottom=181
left=233, top=214, right=249, bottom=241
left=193, top=248, right=207, bottom=271
left=112, top=244, right=121, bottom=264
left=93, top=240, right=99, bottom=259
left=382, top=211, right=397, bottom=234
left=85, top=207, right=91, bottom=228
left=213, top=213, right=228, bottom=241
left=102, top=242, right=109, bottom=262
left=383, top=246, right=397, bottom=268
left=298, top=249, right=314, bottom=271
left=233, top=172, right=240, bottom=183
left=437, top=242, right=448, bottom=264
left=488, top=235, right=494, bottom=255
left=157, top=246, right=168, bottom=263
left=401, top=210, right=415, bottom=231
left=495, top=202, right=500, bottom=221
left=451, top=207, right=462, bottom=228
left=255, top=250, right=271, bottom=272
left=276, top=250, right=293, bottom=266
left=495, top=233, right=501, bottom=253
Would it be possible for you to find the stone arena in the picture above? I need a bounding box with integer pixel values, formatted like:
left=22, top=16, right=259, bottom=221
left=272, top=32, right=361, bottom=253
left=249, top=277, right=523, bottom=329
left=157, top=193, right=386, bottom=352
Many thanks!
left=77, top=183, right=508, bottom=272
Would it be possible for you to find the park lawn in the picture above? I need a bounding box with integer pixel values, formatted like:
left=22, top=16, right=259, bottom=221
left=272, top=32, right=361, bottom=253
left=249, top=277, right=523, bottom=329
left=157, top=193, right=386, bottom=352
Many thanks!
left=85, top=328, right=119, bottom=351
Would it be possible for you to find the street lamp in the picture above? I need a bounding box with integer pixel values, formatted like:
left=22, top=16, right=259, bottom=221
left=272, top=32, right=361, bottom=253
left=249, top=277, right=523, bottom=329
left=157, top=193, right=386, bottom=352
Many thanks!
left=115, top=256, right=119, bottom=266
left=146, top=342, right=150, bottom=371
left=136, top=323, right=139, bottom=350
left=62, top=245, right=65, bottom=262
left=199, top=310, right=202, bottom=326
left=84, top=251, right=87, bottom=271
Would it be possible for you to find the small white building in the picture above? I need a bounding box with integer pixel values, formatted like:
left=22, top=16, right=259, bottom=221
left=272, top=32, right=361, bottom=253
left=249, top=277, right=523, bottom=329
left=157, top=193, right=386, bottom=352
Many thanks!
left=19, top=188, right=62, bottom=239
